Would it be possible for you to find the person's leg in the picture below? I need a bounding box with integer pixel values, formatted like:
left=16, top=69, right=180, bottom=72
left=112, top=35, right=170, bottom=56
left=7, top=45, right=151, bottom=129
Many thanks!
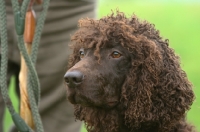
left=36, top=1, right=97, bottom=131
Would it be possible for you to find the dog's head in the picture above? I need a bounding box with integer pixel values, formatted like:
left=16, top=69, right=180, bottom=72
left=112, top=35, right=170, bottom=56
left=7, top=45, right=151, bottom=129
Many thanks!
left=64, top=44, right=131, bottom=109
left=64, top=11, right=195, bottom=131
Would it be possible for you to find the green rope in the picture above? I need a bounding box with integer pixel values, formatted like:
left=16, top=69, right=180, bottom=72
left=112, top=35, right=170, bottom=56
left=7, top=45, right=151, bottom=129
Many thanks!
left=0, top=0, right=51, bottom=131
left=27, top=1, right=50, bottom=131
left=0, top=0, right=31, bottom=131
left=31, top=0, right=50, bottom=64
left=0, top=0, right=15, bottom=115
left=17, top=35, right=43, bottom=132
left=11, top=0, right=40, bottom=103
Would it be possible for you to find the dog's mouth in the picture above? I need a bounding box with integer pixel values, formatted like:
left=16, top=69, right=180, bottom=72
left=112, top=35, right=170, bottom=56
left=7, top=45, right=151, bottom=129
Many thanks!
left=107, top=101, right=119, bottom=107
left=67, top=93, right=76, bottom=104
left=67, top=91, right=94, bottom=107
left=67, top=91, right=119, bottom=109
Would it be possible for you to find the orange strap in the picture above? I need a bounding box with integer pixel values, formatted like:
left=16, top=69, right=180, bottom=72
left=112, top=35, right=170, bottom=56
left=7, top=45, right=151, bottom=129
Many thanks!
left=24, top=0, right=42, bottom=44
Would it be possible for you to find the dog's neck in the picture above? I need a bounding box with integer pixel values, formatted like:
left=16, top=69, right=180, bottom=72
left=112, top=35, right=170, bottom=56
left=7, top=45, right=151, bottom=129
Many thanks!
left=118, top=117, right=130, bottom=132
left=74, top=105, right=165, bottom=132
left=74, top=104, right=137, bottom=132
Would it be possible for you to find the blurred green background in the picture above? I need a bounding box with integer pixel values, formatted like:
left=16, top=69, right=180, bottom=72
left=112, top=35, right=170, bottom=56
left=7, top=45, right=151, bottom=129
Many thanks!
left=4, top=0, right=200, bottom=132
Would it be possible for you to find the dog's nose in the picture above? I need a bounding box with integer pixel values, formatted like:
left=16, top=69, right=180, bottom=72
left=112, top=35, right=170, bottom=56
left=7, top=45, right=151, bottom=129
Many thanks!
left=64, top=70, right=84, bottom=87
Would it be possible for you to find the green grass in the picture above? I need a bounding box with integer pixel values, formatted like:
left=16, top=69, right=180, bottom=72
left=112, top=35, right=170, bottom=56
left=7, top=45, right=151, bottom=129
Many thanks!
left=3, top=76, right=19, bottom=132
left=4, top=1, right=200, bottom=132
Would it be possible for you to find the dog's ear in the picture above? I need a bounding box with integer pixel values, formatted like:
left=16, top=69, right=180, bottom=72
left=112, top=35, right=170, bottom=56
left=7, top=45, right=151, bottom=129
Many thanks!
left=121, top=40, right=194, bottom=130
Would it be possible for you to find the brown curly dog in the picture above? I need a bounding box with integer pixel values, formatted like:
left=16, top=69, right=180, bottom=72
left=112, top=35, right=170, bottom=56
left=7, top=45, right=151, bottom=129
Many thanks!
left=64, top=11, right=196, bottom=132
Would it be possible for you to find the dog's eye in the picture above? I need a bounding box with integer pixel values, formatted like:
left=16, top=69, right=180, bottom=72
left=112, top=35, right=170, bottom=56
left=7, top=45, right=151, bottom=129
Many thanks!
left=79, top=51, right=85, bottom=59
left=111, top=51, right=121, bottom=58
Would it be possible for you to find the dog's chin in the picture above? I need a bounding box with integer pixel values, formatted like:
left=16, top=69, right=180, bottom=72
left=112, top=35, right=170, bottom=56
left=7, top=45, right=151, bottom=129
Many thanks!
left=67, top=93, right=93, bottom=106
left=68, top=94, right=118, bottom=109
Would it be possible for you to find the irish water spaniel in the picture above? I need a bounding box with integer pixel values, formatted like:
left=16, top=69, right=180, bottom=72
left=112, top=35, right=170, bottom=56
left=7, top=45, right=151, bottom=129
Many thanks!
left=64, top=11, right=195, bottom=132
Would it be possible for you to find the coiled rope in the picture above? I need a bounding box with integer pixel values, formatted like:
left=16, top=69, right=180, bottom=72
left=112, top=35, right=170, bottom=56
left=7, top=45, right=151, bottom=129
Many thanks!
left=0, top=0, right=50, bottom=131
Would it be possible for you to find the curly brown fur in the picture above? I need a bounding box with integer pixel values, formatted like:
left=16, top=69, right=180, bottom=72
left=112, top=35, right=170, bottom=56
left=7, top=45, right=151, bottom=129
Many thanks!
left=64, top=11, right=196, bottom=132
